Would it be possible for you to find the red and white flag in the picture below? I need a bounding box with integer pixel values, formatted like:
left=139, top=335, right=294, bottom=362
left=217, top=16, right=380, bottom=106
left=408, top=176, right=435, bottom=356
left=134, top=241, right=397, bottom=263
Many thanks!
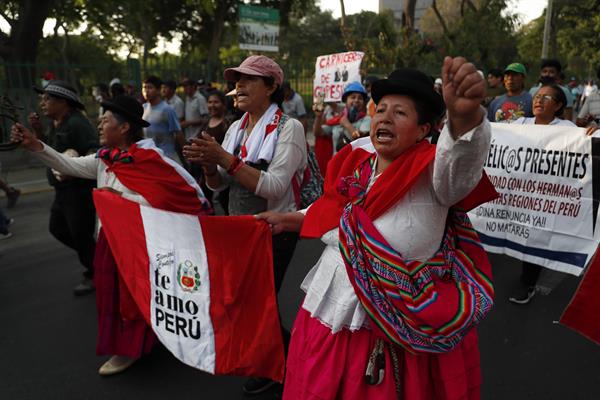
left=93, top=190, right=285, bottom=381
left=560, top=251, right=600, bottom=346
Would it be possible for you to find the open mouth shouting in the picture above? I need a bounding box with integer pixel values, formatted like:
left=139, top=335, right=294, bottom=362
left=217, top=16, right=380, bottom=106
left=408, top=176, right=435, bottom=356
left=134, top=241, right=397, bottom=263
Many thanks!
left=375, top=127, right=395, bottom=143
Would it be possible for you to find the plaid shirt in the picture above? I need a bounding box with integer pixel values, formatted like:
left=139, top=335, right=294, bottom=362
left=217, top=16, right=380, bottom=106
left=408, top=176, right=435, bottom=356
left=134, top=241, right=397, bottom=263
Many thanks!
left=578, top=92, right=600, bottom=119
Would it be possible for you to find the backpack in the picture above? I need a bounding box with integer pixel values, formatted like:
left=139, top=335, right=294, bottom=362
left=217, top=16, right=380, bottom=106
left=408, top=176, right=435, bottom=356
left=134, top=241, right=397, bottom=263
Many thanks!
left=275, top=114, right=324, bottom=209
left=295, top=145, right=324, bottom=208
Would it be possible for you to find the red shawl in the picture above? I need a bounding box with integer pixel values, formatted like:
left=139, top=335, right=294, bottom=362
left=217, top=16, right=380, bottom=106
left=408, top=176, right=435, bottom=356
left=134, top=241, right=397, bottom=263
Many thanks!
left=301, top=139, right=497, bottom=238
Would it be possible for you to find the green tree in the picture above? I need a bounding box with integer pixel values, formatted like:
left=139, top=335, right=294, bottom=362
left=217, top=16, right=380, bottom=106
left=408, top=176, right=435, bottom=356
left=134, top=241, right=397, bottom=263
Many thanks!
left=179, top=0, right=317, bottom=81
left=37, top=33, right=124, bottom=94
left=515, top=1, right=599, bottom=81
left=278, top=8, right=344, bottom=68
left=82, top=0, right=204, bottom=73
left=421, top=0, right=518, bottom=71
left=347, top=11, right=398, bottom=73
left=555, top=1, right=600, bottom=77
left=0, top=0, right=57, bottom=88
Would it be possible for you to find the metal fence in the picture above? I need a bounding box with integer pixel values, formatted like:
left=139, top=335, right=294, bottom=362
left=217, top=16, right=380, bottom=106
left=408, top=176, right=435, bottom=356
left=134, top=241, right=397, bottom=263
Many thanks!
left=0, top=60, right=140, bottom=142
left=0, top=58, right=318, bottom=143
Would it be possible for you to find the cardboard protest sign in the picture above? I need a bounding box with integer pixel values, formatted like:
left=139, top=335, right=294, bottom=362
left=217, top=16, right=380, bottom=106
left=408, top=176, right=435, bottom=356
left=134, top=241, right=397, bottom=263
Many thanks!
left=313, top=51, right=364, bottom=102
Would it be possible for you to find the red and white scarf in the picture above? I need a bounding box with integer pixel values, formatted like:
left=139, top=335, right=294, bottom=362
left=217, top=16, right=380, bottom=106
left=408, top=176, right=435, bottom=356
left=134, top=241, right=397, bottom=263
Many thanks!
left=223, top=103, right=282, bottom=163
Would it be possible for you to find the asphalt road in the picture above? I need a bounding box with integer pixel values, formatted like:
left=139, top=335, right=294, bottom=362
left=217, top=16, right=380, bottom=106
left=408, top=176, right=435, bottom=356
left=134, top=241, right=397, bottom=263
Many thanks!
left=0, top=191, right=599, bottom=400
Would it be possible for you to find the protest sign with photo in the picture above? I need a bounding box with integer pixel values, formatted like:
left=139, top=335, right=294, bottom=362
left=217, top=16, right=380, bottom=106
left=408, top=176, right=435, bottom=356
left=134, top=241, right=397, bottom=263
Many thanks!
left=468, top=123, right=600, bottom=276
left=313, top=51, right=364, bottom=102
left=238, top=4, right=279, bottom=52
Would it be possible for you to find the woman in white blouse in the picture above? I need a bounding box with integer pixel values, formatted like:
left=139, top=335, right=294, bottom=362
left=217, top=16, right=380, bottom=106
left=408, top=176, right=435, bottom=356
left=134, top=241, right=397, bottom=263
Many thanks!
left=11, top=96, right=210, bottom=376
left=258, top=57, right=496, bottom=400
left=182, top=55, right=307, bottom=395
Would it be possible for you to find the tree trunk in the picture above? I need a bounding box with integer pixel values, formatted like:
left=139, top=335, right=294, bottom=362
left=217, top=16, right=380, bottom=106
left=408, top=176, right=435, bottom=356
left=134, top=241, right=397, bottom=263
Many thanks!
left=339, top=0, right=353, bottom=50
left=141, top=25, right=151, bottom=76
left=431, top=0, right=454, bottom=46
left=52, top=20, right=75, bottom=86
left=402, top=0, right=417, bottom=30
left=206, top=1, right=232, bottom=82
left=541, top=0, right=553, bottom=59
left=0, top=0, right=55, bottom=89
left=550, top=0, right=560, bottom=58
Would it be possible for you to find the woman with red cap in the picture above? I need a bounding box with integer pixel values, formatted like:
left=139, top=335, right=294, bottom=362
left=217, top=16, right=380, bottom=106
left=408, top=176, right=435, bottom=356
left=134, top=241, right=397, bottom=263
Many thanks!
left=183, top=55, right=307, bottom=395
left=258, top=56, right=497, bottom=399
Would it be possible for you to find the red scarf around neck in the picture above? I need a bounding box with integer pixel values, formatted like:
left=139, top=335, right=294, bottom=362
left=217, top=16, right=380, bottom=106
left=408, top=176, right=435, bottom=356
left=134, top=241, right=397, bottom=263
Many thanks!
left=301, top=140, right=498, bottom=239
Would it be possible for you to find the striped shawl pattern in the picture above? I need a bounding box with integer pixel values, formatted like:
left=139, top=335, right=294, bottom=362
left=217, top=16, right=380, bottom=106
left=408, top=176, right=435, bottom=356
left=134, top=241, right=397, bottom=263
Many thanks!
left=338, top=154, right=494, bottom=354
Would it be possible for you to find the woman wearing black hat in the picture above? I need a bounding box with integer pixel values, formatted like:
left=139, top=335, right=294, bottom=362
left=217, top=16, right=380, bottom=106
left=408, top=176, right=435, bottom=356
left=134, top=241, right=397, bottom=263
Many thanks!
left=11, top=96, right=211, bottom=376
left=256, top=57, right=497, bottom=399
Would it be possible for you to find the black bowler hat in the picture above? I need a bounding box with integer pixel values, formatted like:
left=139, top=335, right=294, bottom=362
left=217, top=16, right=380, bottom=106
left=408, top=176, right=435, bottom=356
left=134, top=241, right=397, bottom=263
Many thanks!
left=34, top=80, right=85, bottom=110
left=371, top=68, right=445, bottom=120
left=101, top=95, right=150, bottom=127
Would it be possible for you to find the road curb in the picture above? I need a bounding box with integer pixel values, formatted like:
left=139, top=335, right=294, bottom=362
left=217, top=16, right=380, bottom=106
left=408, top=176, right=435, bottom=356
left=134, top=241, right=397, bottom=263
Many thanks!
left=0, top=185, right=53, bottom=199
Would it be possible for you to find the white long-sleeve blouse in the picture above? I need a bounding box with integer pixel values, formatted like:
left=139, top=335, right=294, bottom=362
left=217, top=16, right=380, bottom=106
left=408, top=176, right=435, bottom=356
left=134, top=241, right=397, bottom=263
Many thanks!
left=301, top=116, right=492, bottom=333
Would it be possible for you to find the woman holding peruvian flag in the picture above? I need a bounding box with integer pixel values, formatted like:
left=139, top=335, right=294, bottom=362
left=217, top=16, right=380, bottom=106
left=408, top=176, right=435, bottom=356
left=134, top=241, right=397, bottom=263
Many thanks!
left=258, top=56, right=498, bottom=399
left=11, top=96, right=212, bottom=376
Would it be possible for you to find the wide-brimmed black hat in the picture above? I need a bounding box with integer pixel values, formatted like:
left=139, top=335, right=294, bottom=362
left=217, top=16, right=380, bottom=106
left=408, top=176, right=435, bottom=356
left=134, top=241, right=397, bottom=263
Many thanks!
left=34, top=80, right=85, bottom=110
left=371, top=69, right=445, bottom=120
left=100, top=95, right=150, bottom=127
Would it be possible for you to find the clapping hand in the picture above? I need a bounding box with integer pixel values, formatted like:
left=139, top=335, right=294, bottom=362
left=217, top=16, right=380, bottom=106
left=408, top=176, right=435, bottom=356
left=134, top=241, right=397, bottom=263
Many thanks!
left=183, top=132, right=232, bottom=169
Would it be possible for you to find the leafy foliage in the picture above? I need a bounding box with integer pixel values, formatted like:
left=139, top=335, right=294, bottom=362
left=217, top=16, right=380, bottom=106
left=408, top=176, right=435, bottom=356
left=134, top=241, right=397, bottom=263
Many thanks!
left=515, top=1, right=600, bottom=81
left=420, top=0, right=519, bottom=72
left=555, top=0, right=600, bottom=78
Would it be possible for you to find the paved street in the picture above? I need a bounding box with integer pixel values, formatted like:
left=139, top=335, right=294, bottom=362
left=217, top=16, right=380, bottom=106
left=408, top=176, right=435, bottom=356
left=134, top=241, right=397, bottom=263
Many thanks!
left=1, top=191, right=599, bottom=400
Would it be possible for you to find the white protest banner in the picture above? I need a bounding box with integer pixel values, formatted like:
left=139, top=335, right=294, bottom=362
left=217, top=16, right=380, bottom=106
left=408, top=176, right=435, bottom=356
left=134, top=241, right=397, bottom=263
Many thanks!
left=468, top=123, right=600, bottom=276
left=313, top=51, right=364, bottom=102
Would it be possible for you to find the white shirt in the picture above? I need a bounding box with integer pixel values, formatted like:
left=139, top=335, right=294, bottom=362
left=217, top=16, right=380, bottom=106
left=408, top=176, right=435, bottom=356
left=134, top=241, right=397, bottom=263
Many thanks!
left=207, top=117, right=308, bottom=213
left=184, top=91, right=209, bottom=140
left=282, top=92, right=307, bottom=119
left=32, top=143, right=150, bottom=207
left=514, top=116, right=576, bottom=127
left=578, top=92, right=600, bottom=120
left=166, top=94, right=185, bottom=120
left=300, top=116, right=492, bottom=333
left=584, top=84, right=598, bottom=98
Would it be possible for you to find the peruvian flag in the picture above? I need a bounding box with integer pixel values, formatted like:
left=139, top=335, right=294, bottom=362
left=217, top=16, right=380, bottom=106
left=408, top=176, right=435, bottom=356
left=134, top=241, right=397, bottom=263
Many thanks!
left=93, top=190, right=285, bottom=381
left=560, top=252, right=600, bottom=346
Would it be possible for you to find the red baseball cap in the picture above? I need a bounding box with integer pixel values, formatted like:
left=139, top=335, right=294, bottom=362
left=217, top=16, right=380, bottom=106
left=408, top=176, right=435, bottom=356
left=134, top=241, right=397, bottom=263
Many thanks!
left=223, top=55, right=284, bottom=86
